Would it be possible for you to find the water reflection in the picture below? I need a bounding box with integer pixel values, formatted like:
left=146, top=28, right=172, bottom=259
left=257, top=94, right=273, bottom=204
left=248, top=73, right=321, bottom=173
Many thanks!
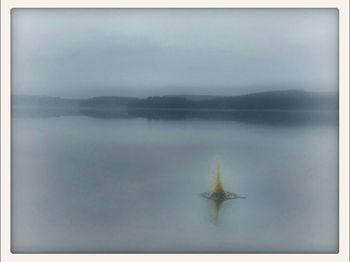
left=212, top=199, right=224, bottom=224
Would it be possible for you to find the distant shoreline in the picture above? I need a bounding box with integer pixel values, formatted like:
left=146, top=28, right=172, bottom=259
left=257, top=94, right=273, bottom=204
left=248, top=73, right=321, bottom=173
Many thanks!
left=11, top=89, right=338, bottom=112
left=12, top=105, right=338, bottom=113
left=127, top=108, right=338, bottom=113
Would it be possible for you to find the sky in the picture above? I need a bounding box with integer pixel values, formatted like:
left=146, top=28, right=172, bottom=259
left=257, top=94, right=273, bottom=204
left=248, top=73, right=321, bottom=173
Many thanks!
left=12, top=9, right=338, bottom=98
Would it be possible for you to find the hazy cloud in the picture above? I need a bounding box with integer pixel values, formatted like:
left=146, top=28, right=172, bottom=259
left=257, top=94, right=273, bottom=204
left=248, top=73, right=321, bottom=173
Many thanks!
left=12, top=9, right=338, bottom=98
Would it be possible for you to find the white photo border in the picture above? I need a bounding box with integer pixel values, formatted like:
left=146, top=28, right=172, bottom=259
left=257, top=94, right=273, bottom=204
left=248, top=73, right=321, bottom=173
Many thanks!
left=1, top=1, right=349, bottom=262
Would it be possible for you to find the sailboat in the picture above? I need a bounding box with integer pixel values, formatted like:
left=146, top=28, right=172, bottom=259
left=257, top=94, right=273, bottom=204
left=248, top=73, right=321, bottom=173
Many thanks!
left=201, top=163, right=244, bottom=201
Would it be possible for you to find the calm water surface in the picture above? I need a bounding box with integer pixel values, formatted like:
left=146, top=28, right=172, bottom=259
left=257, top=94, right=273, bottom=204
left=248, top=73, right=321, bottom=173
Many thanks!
left=11, top=112, right=338, bottom=253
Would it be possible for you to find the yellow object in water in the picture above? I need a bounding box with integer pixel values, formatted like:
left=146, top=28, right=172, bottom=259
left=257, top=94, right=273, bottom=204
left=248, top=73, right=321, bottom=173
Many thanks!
left=201, top=162, right=242, bottom=201
left=213, top=164, right=226, bottom=196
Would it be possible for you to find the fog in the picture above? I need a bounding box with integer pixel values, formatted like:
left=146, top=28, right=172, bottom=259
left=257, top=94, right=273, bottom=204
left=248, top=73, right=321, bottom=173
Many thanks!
left=12, top=9, right=338, bottom=98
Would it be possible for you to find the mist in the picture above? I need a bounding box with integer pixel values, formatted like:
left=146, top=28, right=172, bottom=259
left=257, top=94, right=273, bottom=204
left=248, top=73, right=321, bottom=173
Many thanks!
left=11, top=9, right=338, bottom=98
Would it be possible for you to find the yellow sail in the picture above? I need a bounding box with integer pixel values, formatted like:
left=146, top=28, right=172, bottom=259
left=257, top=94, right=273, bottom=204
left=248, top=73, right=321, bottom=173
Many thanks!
left=213, top=164, right=225, bottom=195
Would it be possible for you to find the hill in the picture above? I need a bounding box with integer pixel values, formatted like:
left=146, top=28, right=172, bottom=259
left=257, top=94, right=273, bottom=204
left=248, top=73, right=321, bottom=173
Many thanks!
left=12, top=95, right=137, bottom=108
left=12, top=95, right=81, bottom=107
left=128, top=90, right=338, bottom=111
left=12, top=90, right=338, bottom=111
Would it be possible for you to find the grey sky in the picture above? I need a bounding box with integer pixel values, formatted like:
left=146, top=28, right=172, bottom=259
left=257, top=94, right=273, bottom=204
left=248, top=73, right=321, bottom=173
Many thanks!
left=12, top=9, right=338, bottom=98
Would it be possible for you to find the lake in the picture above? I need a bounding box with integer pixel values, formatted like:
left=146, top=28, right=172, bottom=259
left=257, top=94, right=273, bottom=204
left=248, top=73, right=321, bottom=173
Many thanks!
left=11, top=109, right=338, bottom=253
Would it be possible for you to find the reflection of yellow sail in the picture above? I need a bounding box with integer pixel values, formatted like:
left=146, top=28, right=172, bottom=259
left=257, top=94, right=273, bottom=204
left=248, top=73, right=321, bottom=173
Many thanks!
left=213, top=199, right=224, bottom=223
left=213, top=164, right=225, bottom=196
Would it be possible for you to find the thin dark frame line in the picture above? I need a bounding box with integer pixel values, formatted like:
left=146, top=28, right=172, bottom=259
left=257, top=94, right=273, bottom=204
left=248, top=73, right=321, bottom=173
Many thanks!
left=8, top=7, right=340, bottom=255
